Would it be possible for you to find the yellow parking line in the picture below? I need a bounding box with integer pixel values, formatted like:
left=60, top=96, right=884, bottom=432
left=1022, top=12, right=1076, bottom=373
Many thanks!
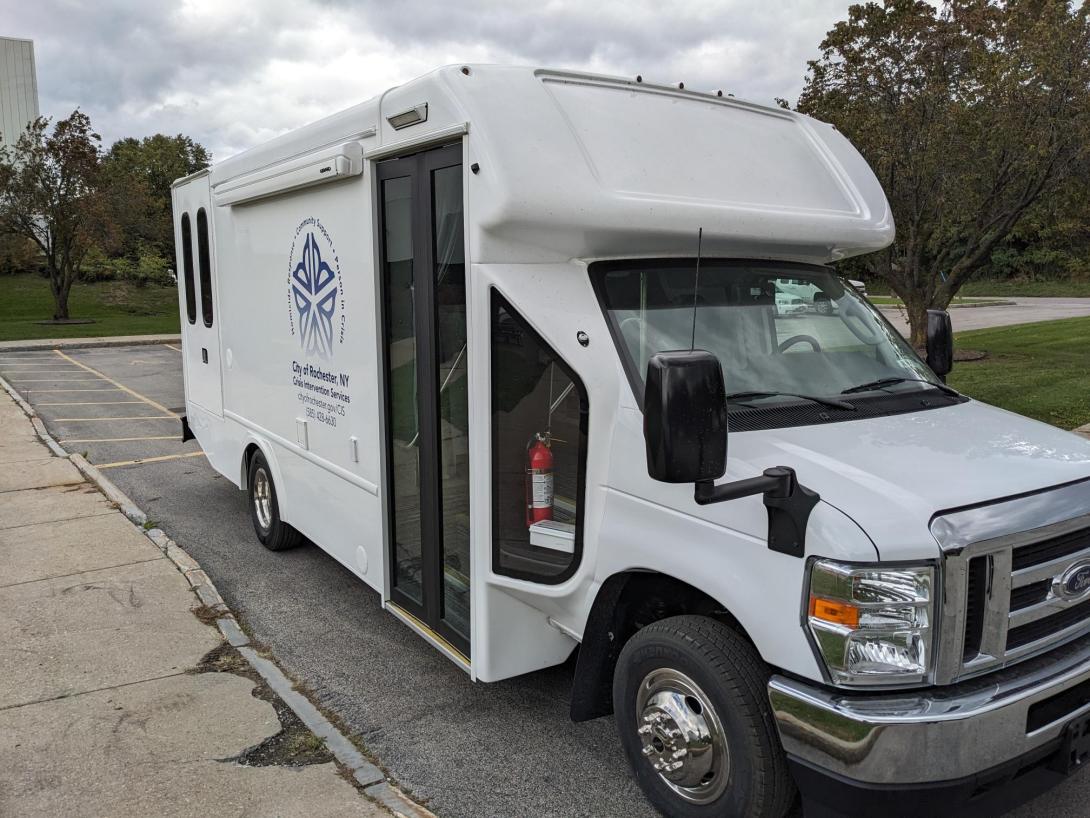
left=96, top=451, right=205, bottom=470
left=53, top=350, right=178, bottom=418
left=164, top=344, right=182, bottom=352
left=37, top=401, right=144, bottom=406
left=60, top=436, right=179, bottom=443
left=20, top=388, right=123, bottom=393
left=53, top=416, right=176, bottom=422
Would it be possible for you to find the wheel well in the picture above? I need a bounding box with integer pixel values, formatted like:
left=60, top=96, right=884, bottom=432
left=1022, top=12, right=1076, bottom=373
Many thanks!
left=240, top=443, right=261, bottom=490
left=570, top=571, right=753, bottom=723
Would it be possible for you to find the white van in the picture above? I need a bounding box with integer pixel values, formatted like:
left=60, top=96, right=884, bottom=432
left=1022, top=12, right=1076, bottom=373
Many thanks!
left=172, top=66, right=1090, bottom=817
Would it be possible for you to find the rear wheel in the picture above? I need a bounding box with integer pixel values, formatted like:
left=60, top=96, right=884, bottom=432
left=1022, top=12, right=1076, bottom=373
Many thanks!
left=248, top=451, right=303, bottom=551
left=613, top=615, right=795, bottom=818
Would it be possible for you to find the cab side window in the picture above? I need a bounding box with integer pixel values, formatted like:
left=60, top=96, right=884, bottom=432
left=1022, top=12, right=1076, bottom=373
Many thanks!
left=491, top=290, right=588, bottom=583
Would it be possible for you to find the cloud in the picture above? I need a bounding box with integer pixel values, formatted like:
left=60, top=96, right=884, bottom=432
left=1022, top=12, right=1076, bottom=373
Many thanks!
left=6, top=0, right=853, bottom=159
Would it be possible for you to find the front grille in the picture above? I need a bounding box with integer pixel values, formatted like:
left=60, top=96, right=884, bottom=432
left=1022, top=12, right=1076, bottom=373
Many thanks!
left=1008, top=598, right=1090, bottom=650
left=1010, top=580, right=1050, bottom=612
left=1012, top=528, right=1090, bottom=571
left=941, top=515, right=1090, bottom=684
left=963, top=557, right=988, bottom=660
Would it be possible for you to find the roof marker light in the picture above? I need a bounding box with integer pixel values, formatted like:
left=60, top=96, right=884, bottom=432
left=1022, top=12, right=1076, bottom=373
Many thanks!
left=387, top=103, right=428, bottom=130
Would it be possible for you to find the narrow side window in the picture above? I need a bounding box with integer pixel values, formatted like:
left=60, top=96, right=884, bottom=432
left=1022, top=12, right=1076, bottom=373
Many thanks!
left=196, top=208, right=213, bottom=327
left=180, top=212, right=196, bottom=324
left=491, top=289, right=588, bottom=584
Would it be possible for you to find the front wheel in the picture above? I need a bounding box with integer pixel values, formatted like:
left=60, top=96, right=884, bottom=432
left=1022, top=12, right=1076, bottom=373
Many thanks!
left=613, top=615, right=795, bottom=818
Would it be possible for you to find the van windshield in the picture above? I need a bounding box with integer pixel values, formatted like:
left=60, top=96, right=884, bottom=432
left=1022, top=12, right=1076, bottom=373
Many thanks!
left=592, top=260, right=944, bottom=408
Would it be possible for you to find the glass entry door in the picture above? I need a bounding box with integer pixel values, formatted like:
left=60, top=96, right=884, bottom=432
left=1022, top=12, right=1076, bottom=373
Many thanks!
left=377, top=143, right=470, bottom=656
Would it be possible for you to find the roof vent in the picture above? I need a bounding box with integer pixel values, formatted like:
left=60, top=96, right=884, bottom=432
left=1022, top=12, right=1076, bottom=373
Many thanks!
left=387, top=103, right=428, bottom=130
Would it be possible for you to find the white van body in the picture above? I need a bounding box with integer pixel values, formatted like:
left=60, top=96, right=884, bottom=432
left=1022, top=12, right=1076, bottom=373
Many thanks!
left=173, top=66, right=1090, bottom=817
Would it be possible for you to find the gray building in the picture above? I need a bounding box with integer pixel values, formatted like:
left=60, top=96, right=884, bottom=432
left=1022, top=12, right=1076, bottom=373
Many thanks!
left=0, top=36, right=40, bottom=148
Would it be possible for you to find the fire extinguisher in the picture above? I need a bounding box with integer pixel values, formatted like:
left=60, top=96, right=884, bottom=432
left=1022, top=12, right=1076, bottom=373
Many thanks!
left=526, top=433, right=554, bottom=527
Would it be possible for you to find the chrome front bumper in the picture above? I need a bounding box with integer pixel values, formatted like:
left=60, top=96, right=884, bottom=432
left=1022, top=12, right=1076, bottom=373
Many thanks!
left=768, top=633, right=1090, bottom=785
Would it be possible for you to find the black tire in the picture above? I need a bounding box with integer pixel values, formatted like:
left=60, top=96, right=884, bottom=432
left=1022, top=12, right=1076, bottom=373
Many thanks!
left=613, top=615, right=795, bottom=818
left=247, top=451, right=303, bottom=551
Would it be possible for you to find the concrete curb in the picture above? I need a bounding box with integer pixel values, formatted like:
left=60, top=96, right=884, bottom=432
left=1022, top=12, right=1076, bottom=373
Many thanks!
left=70, top=453, right=148, bottom=526
left=0, top=335, right=181, bottom=352
left=0, top=374, right=37, bottom=417
left=1, top=373, right=433, bottom=818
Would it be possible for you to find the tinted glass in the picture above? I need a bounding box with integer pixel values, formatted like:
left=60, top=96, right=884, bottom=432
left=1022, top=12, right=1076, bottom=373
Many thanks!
left=196, top=208, right=213, bottom=327
left=491, top=291, right=587, bottom=583
left=180, top=212, right=195, bottom=324
left=432, top=164, right=470, bottom=640
left=596, top=261, right=937, bottom=404
left=382, top=175, right=423, bottom=605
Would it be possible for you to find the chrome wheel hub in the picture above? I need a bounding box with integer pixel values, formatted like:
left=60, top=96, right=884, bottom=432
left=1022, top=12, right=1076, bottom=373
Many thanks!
left=253, top=467, right=273, bottom=530
left=636, top=668, right=729, bottom=804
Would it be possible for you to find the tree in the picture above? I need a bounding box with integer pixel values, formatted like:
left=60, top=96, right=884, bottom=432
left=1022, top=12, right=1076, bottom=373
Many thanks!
left=0, top=111, right=107, bottom=320
left=797, top=0, right=1090, bottom=344
left=103, top=134, right=210, bottom=257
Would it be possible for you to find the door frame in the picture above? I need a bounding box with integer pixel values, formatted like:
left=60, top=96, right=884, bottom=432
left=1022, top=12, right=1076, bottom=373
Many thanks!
left=375, top=142, right=470, bottom=657
left=174, top=174, right=224, bottom=417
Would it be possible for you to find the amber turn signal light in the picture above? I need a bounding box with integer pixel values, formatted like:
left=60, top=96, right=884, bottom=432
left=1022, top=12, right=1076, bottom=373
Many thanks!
left=809, top=595, right=860, bottom=629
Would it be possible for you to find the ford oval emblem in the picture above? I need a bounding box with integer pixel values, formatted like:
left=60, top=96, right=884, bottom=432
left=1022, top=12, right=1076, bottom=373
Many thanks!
left=1058, top=561, right=1090, bottom=600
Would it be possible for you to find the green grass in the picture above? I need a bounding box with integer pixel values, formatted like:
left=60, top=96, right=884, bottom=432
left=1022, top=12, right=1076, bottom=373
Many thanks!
left=0, top=273, right=180, bottom=341
left=867, top=279, right=1090, bottom=298
left=867, top=295, right=1009, bottom=307
left=949, top=316, right=1090, bottom=430
left=959, top=279, right=1090, bottom=298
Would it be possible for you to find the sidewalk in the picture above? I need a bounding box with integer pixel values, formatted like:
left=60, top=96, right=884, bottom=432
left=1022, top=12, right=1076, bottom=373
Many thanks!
left=0, top=334, right=181, bottom=352
left=0, top=391, right=386, bottom=817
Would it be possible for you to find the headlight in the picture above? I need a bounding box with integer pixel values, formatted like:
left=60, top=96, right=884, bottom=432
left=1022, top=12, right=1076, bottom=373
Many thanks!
left=806, top=560, right=934, bottom=686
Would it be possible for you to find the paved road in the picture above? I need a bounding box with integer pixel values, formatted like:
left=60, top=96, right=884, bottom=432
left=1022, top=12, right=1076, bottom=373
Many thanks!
left=882, top=296, right=1090, bottom=335
left=1, top=343, right=1087, bottom=818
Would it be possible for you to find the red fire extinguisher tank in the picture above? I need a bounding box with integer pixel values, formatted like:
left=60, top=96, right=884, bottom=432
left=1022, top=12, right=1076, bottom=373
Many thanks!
left=526, top=434, right=554, bottom=527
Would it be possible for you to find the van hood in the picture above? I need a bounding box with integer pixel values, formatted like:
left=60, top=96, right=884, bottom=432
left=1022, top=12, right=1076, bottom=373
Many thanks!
left=733, top=400, right=1090, bottom=560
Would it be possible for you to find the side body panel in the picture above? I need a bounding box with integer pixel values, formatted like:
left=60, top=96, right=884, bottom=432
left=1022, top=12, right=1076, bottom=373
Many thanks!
left=174, top=145, right=387, bottom=592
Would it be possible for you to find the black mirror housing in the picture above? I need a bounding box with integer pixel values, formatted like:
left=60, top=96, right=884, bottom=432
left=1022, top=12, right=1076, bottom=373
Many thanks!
left=926, top=309, right=953, bottom=379
left=644, top=350, right=728, bottom=483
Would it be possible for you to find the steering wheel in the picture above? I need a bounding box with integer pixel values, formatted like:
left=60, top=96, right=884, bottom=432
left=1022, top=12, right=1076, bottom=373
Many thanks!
left=778, top=334, right=822, bottom=353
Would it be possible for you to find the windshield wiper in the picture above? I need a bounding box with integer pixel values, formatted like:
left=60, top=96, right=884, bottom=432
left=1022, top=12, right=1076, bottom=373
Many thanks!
left=726, top=391, right=855, bottom=411
left=840, top=377, right=960, bottom=397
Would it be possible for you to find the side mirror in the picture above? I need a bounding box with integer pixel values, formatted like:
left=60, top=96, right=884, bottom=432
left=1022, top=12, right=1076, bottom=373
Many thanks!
left=643, top=350, right=728, bottom=483
left=926, top=309, right=953, bottom=380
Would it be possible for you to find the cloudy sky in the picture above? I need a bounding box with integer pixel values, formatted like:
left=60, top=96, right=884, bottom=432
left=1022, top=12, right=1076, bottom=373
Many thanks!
left=7, top=0, right=856, bottom=160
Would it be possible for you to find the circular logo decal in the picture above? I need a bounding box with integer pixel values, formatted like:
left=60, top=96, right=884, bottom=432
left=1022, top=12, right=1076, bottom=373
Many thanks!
left=1057, top=560, right=1090, bottom=600
left=288, top=218, right=344, bottom=360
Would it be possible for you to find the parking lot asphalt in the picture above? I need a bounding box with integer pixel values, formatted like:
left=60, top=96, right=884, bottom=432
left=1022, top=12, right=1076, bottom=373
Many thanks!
left=1, top=343, right=1087, bottom=818
left=881, top=295, right=1090, bottom=335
